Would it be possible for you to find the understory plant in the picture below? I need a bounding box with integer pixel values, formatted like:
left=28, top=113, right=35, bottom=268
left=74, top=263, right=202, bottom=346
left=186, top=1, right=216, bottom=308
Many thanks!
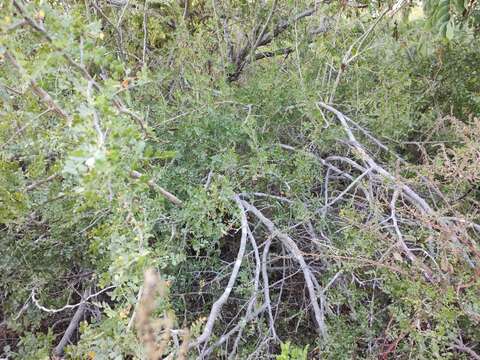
left=1, top=0, right=479, bottom=359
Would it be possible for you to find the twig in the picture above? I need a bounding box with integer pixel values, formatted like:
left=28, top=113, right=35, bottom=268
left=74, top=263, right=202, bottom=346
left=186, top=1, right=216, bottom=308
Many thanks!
left=127, top=285, right=144, bottom=331
left=0, top=82, right=23, bottom=95
left=202, top=304, right=268, bottom=358
left=386, top=0, right=410, bottom=17
left=239, top=192, right=294, bottom=204
left=261, top=236, right=277, bottom=340
left=130, top=171, right=182, bottom=206
left=390, top=187, right=433, bottom=280
left=318, top=168, right=371, bottom=213
left=26, top=173, right=60, bottom=192
left=0, top=109, right=51, bottom=150
left=142, top=0, right=148, bottom=64
left=228, top=4, right=320, bottom=81
left=87, top=80, right=106, bottom=147
left=328, top=8, right=388, bottom=103
left=317, top=102, right=433, bottom=216
left=31, top=286, right=115, bottom=313
left=255, top=47, right=293, bottom=61
left=452, top=338, right=480, bottom=360
left=229, top=227, right=262, bottom=356
left=317, top=102, right=475, bottom=268
left=204, top=170, right=214, bottom=190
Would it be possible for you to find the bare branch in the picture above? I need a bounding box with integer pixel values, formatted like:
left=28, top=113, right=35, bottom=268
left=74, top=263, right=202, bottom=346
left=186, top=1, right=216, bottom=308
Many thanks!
left=257, top=7, right=319, bottom=48
left=328, top=8, right=388, bottom=103
left=317, top=102, right=476, bottom=269
left=390, top=187, right=433, bottom=280
left=241, top=200, right=327, bottom=336
left=26, top=174, right=60, bottom=192
left=452, top=338, right=480, bottom=360
left=255, top=47, right=293, bottom=61
left=261, top=236, right=277, bottom=340
left=317, top=168, right=371, bottom=213
left=189, top=195, right=249, bottom=348
left=228, top=4, right=321, bottom=81
left=202, top=304, right=268, bottom=358
left=31, top=286, right=114, bottom=314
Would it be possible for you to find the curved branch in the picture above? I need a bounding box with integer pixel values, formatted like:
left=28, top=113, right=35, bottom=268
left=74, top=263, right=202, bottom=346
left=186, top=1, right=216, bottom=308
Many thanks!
left=189, top=195, right=248, bottom=348
left=31, top=286, right=115, bottom=314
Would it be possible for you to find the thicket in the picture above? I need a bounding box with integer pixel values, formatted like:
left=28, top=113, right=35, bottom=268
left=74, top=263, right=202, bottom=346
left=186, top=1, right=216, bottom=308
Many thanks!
left=1, top=0, right=479, bottom=359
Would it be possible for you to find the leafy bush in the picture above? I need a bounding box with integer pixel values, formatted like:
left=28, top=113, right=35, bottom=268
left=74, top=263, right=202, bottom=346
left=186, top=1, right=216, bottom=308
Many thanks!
left=1, top=0, right=479, bottom=359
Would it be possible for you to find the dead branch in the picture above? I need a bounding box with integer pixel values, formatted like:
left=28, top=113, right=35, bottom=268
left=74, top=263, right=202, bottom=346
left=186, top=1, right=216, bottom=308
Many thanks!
left=240, top=199, right=327, bottom=336
left=317, top=101, right=476, bottom=269
left=255, top=47, right=294, bottom=60
left=202, top=304, right=268, bottom=359
left=26, top=174, right=60, bottom=192
left=261, top=236, right=277, bottom=340
left=228, top=3, right=321, bottom=81
left=452, top=338, right=480, bottom=360
left=230, top=226, right=262, bottom=351
left=31, top=286, right=115, bottom=314
left=318, top=168, right=371, bottom=214
left=189, top=195, right=248, bottom=348
left=317, top=102, right=436, bottom=216
left=328, top=8, right=388, bottom=103
left=390, top=187, right=433, bottom=279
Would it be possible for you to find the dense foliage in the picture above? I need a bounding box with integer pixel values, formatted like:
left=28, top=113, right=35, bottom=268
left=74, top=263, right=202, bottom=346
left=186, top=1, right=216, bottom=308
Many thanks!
left=1, top=0, right=479, bottom=358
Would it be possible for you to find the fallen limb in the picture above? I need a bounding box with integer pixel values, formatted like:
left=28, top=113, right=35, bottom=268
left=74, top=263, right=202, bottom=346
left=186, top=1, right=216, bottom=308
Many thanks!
left=189, top=195, right=248, bottom=348
left=390, top=187, right=433, bottom=280
left=229, top=227, right=263, bottom=354
left=201, top=303, right=268, bottom=359
left=317, top=102, right=438, bottom=216
left=317, top=101, right=476, bottom=270
left=261, top=236, right=277, bottom=340
left=241, top=199, right=327, bottom=336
